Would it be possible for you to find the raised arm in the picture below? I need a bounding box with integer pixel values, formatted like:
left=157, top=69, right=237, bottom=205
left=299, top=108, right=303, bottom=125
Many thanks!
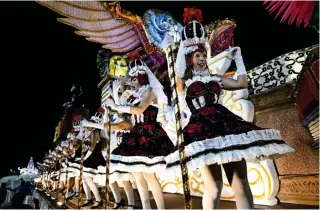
left=215, top=47, right=248, bottom=91
left=107, top=87, right=156, bottom=115
left=217, top=74, right=248, bottom=90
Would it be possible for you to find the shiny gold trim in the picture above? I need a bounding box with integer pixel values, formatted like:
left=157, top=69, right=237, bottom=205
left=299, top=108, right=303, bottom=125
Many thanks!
left=88, top=33, right=137, bottom=45
left=38, top=1, right=113, bottom=22
left=61, top=1, right=106, bottom=12
left=208, top=56, right=232, bottom=67
left=57, top=18, right=129, bottom=33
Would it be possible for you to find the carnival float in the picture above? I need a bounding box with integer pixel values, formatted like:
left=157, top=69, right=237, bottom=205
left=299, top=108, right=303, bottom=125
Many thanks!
left=11, top=0, right=318, bottom=209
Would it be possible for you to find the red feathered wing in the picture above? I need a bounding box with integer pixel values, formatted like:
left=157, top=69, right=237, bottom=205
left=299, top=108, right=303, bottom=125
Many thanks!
left=263, top=0, right=316, bottom=28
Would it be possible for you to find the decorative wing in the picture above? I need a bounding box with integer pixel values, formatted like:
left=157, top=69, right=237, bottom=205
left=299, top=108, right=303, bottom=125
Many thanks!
left=205, top=19, right=237, bottom=57
left=36, top=0, right=141, bottom=52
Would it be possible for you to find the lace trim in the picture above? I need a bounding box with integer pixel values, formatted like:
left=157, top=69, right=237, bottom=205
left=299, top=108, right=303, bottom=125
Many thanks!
left=165, top=129, right=294, bottom=174
left=110, top=154, right=167, bottom=173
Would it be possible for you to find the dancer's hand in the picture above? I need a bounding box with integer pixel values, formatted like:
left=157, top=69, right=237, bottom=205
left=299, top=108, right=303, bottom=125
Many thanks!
left=105, top=98, right=117, bottom=110
left=230, top=47, right=241, bottom=60
left=161, top=33, right=175, bottom=51
left=112, top=80, right=122, bottom=104
left=112, top=80, right=122, bottom=93
left=81, top=119, right=90, bottom=127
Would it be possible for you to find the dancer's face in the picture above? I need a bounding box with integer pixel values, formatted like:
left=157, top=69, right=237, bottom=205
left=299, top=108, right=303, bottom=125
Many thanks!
left=130, top=77, right=140, bottom=91
left=192, top=51, right=207, bottom=71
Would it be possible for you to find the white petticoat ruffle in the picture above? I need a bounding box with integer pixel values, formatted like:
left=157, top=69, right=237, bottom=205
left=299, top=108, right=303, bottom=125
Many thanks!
left=110, top=154, right=167, bottom=173
left=93, top=166, right=134, bottom=186
left=68, top=162, right=99, bottom=178
left=165, top=128, right=295, bottom=175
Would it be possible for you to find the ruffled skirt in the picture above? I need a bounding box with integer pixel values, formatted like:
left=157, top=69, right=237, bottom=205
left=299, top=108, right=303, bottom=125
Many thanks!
left=110, top=121, right=174, bottom=173
left=165, top=104, right=295, bottom=174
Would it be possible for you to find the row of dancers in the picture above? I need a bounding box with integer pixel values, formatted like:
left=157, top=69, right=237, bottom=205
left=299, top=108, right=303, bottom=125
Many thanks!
left=39, top=11, right=295, bottom=210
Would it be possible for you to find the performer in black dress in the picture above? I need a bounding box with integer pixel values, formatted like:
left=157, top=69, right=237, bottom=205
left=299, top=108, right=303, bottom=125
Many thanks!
left=82, top=54, right=175, bottom=209
left=163, top=8, right=295, bottom=209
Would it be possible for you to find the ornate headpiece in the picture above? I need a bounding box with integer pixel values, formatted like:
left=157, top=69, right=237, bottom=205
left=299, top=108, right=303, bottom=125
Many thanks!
left=176, top=8, right=208, bottom=78
left=90, top=107, right=105, bottom=123
left=128, top=51, right=146, bottom=77
left=127, top=51, right=168, bottom=106
left=73, top=115, right=81, bottom=132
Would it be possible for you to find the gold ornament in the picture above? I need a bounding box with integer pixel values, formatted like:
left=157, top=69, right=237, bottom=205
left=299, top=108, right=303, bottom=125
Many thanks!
left=109, top=55, right=128, bottom=78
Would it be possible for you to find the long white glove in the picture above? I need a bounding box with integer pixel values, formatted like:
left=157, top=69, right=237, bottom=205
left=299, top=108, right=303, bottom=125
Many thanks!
left=178, top=91, right=191, bottom=128
left=231, top=47, right=246, bottom=75
left=81, top=119, right=104, bottom=130
left=83, top=151, right=92, bottom=161
left=161, top=33, right=176, bottom=51
left=112, top=80, right=122, bottom=105
left=105, top=98, right=117, bottom=110
left=75, top=151, right=92, bottom=162
left=106, top=98, right=131, bottom=114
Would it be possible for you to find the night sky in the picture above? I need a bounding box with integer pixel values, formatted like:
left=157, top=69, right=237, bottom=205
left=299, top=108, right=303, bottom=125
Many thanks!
left=0, top=1, right=318, bottom=178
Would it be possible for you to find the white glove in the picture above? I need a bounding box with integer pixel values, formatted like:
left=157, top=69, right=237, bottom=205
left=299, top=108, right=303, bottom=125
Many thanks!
left=83, top=151, right=92, bottom=161
left=105, top=98, right=117, bottom=110
left=205, top=41, right=212, bottom=59
left=161, top=33, right=175, bottom=51
left=81, top=119, right=104, bottom=130
left=75, top=157, right=81, bottom=162
left=112, top=80, right=122, bottom=105
left=230, top=47, right=246, bottom=75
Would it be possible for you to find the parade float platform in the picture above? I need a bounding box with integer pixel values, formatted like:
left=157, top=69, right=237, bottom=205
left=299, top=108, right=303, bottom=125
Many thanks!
left=40, top=188, right=319, bottom=209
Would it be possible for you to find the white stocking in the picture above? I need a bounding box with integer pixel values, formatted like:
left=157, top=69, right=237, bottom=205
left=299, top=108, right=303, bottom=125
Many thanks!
left=143, top=173, right=165, bottom=209
left=199, top=165, right=223, bottom=210
left=59, top=181, right=64, bottom=189
left=231, top=178, right=253, bottom=209
left=223, top=160, right=254, bottom=209
left=82, top=178, right=92, bottom=200
left=85, top=177, right=101, bottom=202
left=122, top=181, right=135, bottom=206
left=110, top=182, right=122, bottom=203
left=133, top=172, right=151, bottom=209
left=75, top=176, right=80, bottom=193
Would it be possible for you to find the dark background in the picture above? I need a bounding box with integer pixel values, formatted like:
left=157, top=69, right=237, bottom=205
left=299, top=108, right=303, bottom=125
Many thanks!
left=0, top=1, right=318, bottom=178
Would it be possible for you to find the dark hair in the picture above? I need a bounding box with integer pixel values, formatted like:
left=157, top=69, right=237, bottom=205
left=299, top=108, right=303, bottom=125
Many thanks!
left=135, top=73, right=149, bottom=86
left=182, top=45, right=207, bottom=81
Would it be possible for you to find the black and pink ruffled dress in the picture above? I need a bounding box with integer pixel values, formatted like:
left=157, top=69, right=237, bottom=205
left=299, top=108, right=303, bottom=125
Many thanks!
left=165, top=76, right=294, bottom=173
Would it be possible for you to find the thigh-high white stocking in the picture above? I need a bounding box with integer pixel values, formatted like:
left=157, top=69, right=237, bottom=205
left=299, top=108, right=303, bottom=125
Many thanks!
left=199, top=165, right=223, bottom=210
left=82, top=178, right=92, bottom=200
left=143, top=173, right=165, bottom=209
left=133, top=172, right=151, bottom=209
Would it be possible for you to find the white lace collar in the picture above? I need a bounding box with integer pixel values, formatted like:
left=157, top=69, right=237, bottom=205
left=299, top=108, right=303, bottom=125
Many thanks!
left=192, top=68, right=210, bottom=77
